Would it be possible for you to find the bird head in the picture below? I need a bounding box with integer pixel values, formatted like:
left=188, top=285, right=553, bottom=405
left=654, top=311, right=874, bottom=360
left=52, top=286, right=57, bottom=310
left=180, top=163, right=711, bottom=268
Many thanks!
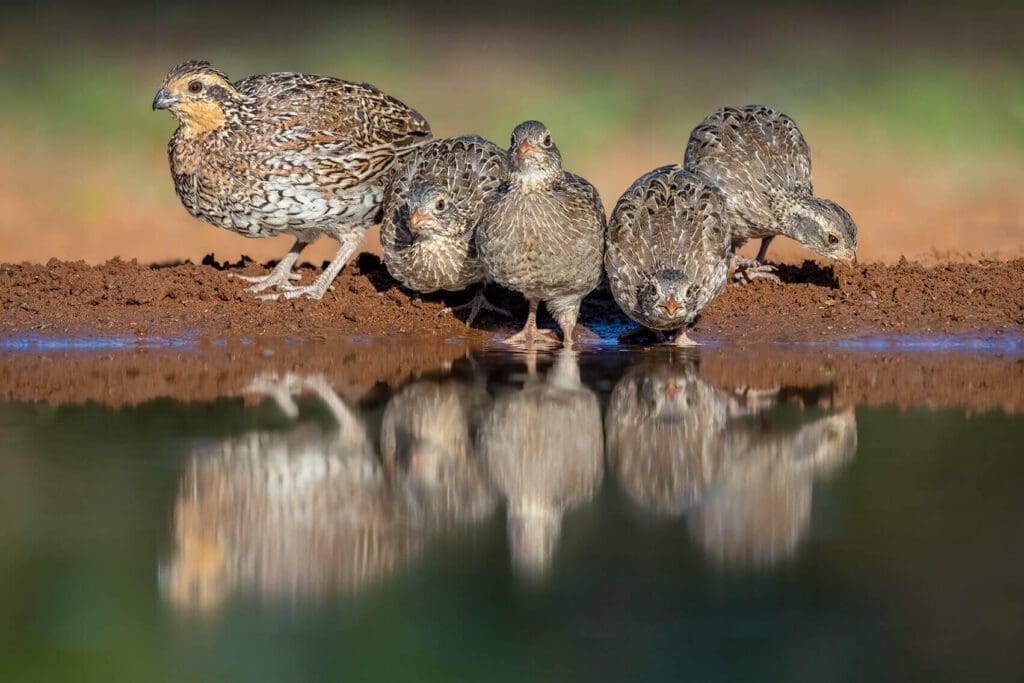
left=507, top=120, right=562, bottom=186
left=638, top=269, right=698, bottom=326
left=406, top=185, right=463, bottom=239
left=153, top=60, right=243, bottom=136
left=790, top=197, right=858, bottom=266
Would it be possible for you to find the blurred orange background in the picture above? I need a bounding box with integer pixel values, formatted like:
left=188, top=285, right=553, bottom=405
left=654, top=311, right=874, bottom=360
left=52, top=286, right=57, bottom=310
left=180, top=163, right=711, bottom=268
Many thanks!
left=2, top=3, right=1022, bottom=267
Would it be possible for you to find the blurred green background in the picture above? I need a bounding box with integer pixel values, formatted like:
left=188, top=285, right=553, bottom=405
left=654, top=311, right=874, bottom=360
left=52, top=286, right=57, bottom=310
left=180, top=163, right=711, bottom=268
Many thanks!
left=1, top=0, right=1022, bottom=264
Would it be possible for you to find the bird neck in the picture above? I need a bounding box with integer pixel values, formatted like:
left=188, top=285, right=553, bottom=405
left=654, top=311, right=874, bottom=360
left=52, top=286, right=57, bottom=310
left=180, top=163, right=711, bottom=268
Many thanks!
left=780, top=195, right=821, bottom=238
left=510, top=165, right=560, bottom=193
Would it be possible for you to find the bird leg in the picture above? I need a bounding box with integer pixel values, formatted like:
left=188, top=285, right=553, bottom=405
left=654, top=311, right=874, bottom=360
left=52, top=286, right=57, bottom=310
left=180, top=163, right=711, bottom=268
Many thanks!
left=440, top=287, right=513, bottom=326
left=232, top=239, right=308, bottom=293
left=668, top=328, right=701, bottom=347
left=503, top=299, right=561, bottom=349
left=547, top=295, right=583, bottom=349
left=261, top=233, right=363, bottom=301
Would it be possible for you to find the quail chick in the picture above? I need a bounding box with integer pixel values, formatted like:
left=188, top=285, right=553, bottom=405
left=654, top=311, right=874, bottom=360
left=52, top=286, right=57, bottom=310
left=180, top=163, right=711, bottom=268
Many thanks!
left=476, top=121, right=605, bottom=348
left=162, top=374, right=423, bottom=610
left=605, top=166, right=730, bottom=346
left=381, top=135, right=510, bottom=324
left=477, top=350, right=603, bottom=578
left=153, top=61, right=431, bottom=299
left=380, top=376, right=498, bottom=530
left=684, top=105, right=857, bottom=283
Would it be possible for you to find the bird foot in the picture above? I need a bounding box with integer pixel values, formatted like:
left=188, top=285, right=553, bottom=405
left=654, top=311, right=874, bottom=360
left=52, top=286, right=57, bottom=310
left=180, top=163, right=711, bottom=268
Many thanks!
left=441, top=292, right=513, bottom=326
left=667, top=329, right=701, bottom=347
left=732, top=258, right=780, bottom=285
left=231, top=270, right=303, bottom=294
left=503, top=327, right=561, bottom=349
left=258, top=282, right=335, bottom=301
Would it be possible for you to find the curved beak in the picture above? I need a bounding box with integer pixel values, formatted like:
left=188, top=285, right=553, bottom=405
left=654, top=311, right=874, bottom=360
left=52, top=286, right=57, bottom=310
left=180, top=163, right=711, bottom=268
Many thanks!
left=660, top=295, right=682, bottom=318
left=517, top=140, right=540, bottom=157
left=836, top=253, right=858, bottom=268
left=152, top=88, right=178, bottom=111
left=409, top=207, right=429, bottom=233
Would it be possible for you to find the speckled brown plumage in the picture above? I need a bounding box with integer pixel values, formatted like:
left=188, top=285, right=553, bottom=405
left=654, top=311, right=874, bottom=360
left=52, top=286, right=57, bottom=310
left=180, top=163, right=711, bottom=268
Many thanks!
left=476, top=121, right=605, bottom=347
left=381, top=135, right=506, bottom=294
left=153, top=60, right=431, bottom=299
left=605, top=166, right=730, bottom=345
left=684, top=105, right=857, bottom=280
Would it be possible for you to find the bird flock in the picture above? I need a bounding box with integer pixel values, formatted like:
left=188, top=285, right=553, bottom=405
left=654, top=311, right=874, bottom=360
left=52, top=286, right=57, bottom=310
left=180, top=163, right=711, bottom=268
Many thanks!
left=153, top=61, right=858, bottom=347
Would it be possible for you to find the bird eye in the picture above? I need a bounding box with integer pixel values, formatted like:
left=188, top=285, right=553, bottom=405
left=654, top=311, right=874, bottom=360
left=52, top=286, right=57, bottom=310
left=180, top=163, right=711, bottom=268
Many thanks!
left=541, top=134, right=552, bottom=148
left=827, top=234, right=839, bottom=245
left=188, top=80, right=203, bottom=94
left=434, top=198, right=446, bottom=212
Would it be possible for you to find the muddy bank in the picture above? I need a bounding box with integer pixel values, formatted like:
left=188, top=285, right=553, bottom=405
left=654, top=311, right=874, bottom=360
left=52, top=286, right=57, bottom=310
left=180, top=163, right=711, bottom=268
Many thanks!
left=1, top=342, right=1021, bottom=413
left=0, top=255, right=1022, bottom=343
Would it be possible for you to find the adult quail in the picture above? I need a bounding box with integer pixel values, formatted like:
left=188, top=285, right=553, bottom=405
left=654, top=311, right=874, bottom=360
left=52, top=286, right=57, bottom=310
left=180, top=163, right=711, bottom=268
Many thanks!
left=684, top=105, right=857, bottom=283
left=476, top=121, right=605, bottom=347
left=153, top=61, right=431, bottom=299
left=380, top=135, right=509, bottom=324
left=477, top=351, right=603, bottom=578
left=605, top=166, right=730, bottom=346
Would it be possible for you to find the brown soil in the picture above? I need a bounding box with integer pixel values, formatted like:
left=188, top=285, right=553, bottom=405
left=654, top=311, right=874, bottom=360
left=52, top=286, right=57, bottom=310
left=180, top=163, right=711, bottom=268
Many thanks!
left=1, top=341, right=1021, bottom=414
left=1, top=255, right=1021, bottom=343
left=0, top=337, right=473, bottom=408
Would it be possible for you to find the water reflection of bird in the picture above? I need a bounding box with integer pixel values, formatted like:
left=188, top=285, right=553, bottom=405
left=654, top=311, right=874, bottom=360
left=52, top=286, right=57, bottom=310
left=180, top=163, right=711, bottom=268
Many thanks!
left=606, top=358, right=726, bottom=514
left=478, top=350, right=604, bottom=578
left=606, top=359, right=856, bottom=566
left=152, top=61, right=431, bottom=299
left=684, top=105, right=858, bottom=283
left=162, top=374, right=422, bottom=610
left=380, top=376, right=498, bottom=530
left=690, top=407, right=857, bottom=567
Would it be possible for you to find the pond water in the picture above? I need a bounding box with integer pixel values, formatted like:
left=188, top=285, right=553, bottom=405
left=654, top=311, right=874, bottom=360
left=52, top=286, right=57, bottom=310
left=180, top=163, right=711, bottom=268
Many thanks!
left=1, top=340, right=1023, bottom=682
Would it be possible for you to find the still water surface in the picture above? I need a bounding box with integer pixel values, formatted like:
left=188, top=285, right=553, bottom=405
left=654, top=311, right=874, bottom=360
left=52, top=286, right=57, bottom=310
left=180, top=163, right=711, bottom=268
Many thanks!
left=1, top=343, right=1023, bottom=681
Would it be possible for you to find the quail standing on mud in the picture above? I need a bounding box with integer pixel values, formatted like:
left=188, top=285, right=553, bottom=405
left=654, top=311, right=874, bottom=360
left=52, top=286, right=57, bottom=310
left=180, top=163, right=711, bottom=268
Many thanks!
left=476, top=121, right=605, bottom=347
left=153, top=61, right=431, bottom=300
left=380, top=135, right=510, bottom=324
left=605, top=166, right=731, bottom=346
left=684, top=105, right=857, bottom=283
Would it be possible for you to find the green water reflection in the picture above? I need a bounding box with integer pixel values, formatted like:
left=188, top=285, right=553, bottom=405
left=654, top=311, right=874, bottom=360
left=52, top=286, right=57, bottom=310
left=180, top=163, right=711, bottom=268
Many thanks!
left=1, top=349, right=1023, bottom=682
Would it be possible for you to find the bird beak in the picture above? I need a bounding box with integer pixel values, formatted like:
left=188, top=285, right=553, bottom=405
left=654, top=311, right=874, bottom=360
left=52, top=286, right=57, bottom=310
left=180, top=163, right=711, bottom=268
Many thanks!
left=517, top=140, right=540, bottom=157
left=836, top=253, right=858, bottom=268
left=409, top=208, right=429, bottom=233
left=664, top=379, right=679, bottom=400
left=661, top=295, right=682, bottom=317
left=152, top=88, right=178, bottom=111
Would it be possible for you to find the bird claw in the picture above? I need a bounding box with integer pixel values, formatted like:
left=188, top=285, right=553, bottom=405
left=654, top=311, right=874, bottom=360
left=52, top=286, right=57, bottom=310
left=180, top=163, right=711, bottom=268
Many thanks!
left=503, top=328, right=561, bottom=349
left=667, top=329, right=701, bottom=347
left=441, top=292, right=513, bottom=326
left=732, top=258, right=780, bottom=285
left=264, top=282, right=334, bottom=301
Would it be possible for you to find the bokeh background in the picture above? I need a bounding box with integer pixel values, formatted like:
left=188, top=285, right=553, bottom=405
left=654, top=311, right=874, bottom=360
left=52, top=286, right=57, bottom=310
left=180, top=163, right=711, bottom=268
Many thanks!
left=1, top=0, right=1022, bottom=266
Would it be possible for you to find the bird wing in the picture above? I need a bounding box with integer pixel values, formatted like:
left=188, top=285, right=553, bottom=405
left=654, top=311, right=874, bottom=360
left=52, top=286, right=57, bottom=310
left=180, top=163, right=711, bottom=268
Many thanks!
left=684, top=105, right=812, bottom=199
left=238, top=73, right=431, bottom=150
